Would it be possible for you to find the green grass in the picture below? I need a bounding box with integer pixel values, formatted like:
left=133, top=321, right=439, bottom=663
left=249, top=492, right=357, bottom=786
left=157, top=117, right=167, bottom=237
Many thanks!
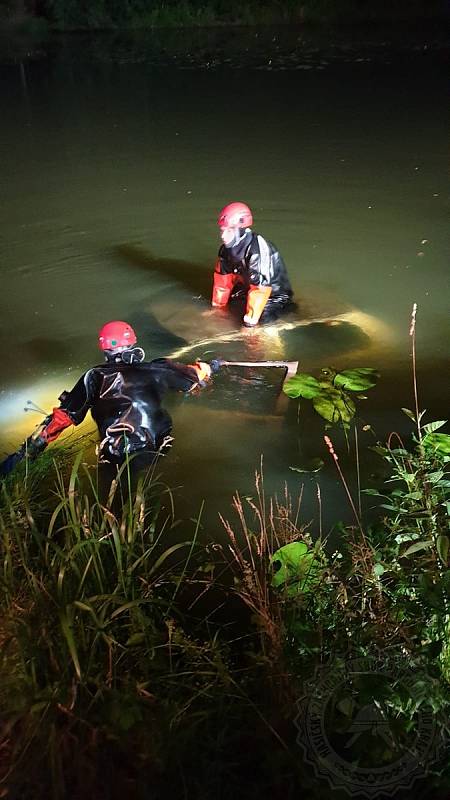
left=0, top=426, right=449, bottom=798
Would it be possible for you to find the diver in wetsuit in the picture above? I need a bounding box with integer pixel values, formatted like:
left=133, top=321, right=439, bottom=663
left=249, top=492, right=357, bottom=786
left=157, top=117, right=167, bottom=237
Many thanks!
left=211, top=202, right=294, bottom=327
left=0, top=321, right=213, bottom=472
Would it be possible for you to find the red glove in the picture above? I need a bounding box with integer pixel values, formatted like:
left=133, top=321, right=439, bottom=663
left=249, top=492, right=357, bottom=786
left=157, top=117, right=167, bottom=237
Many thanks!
left=40, top=408, right=74, bottom=443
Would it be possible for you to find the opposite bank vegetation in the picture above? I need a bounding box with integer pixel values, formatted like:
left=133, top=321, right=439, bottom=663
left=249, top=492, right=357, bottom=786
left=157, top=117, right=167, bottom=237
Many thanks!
left=0, top=309, right=449, bottom=799
left=0, top=0, right=448, bottom=32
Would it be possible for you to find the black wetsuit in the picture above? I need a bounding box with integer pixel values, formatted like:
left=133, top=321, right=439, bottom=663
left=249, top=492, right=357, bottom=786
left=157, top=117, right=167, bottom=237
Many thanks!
left=217, top=230, right=294, bottom=321
left=58, top=353, right=201, bottom=462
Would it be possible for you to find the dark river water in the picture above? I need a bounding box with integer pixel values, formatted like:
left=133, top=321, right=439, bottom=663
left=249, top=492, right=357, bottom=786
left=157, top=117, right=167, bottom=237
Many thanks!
left=0, top=25, right=448, bottom=534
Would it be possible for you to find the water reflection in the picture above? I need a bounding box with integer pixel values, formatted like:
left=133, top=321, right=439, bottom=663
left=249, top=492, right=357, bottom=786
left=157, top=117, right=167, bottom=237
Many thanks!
left=127, top=308, right=187, bottom=352
left=284, top=319, right=371, bottom=360
left=21, top=335, right=73, bottom=365
left=115, top=243, right=210, bottom=298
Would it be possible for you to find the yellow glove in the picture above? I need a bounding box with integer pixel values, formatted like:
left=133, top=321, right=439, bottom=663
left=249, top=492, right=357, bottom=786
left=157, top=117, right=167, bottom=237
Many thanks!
left=244, top=285, right=272, bottom=326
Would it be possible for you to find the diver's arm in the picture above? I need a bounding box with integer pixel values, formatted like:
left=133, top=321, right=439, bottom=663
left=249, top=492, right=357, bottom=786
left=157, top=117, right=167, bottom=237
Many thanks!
left=26, top=370, right=97, bottom=454
left=0, top=371, right=95, bottom=473
left=57, top=370, right=97, bottom=425
left=149, top=359, right=212, bottom=391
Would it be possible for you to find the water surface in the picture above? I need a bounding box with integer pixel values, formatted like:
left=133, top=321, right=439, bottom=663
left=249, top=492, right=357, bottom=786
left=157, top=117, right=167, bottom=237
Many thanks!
left=1, top=26, right=448, bottom=533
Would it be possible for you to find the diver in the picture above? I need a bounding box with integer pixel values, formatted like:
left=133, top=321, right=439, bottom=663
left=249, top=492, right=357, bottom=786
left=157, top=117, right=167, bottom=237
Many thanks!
left=211, top=202, right=294, bottom=327
left=0, top=321, right=214, bottom=474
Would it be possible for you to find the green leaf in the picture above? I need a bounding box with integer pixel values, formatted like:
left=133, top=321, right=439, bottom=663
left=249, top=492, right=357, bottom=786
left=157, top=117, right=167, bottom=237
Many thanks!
left=423, top=420, right=448, bottom=435
left=402, top=491, right=423, bottom=500
left=373, top=563, right=385, bottom=577
left=110, top=599, right=150, bottom=620
left=107, top=696, right=143, bottom=732
left=313, top=388, right=356, bottom=423
left=334, top=368, right=379, bottom=392
left=126, top=632, right=146, bottom=646
left=370, top=445, right=389, bottom=456
left=402, top=408, right=417, bottom=422
left=283, top=373, right=321, bottom=399
left=148, top=541, right=192, bottom=576
left=270, top=542, right=320, bottom=595
left=436, top=535, right=449, bottom=566
left=422, top=432, right=450, bottom=455
left=313, top=388, right=356, bottom=424
left=426, top=470, right=444, bottom=484
left=289, top=458, right=324, bottom=474
left=402, top=540, right=434, bottom=557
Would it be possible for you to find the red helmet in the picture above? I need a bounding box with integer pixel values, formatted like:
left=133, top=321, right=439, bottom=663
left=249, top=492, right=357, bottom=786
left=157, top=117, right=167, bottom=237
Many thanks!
left=98, top=321, right=137, bottom=351
left=217, top=202, right=253, bottom=229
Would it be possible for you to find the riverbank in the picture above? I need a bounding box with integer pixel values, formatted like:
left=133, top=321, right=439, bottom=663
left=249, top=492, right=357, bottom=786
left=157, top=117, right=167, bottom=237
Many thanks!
left=1, top=396, right=449, bottom=799
left=0, top=0, right=448, bottom=36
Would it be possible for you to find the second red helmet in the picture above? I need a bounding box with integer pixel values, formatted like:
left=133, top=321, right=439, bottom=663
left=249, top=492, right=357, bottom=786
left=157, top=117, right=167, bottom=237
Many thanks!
left=98, top=321, right=137, bottom=351
left=217, top=202, right=253, bottom=229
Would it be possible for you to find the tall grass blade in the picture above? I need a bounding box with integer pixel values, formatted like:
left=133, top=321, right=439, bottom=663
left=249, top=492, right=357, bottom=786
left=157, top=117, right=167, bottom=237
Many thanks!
left=59, top=608, right=81, bottom=679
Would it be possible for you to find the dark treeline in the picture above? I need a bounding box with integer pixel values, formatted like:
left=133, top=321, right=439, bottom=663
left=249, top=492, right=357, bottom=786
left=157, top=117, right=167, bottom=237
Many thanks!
left=0, top=0, right=448, bottom=30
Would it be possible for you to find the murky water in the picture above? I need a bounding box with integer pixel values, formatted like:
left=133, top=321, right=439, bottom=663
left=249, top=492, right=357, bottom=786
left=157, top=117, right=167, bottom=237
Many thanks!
left=1, top=26, right=448, bottom=533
